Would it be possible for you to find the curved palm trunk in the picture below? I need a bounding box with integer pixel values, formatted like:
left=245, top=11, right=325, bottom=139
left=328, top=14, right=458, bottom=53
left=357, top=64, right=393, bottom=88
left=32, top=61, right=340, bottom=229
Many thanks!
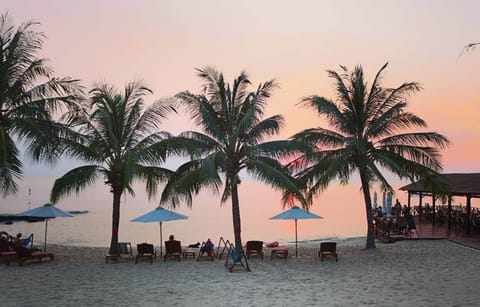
left=231, top=181, right=243, bottom=256
left=109, top=189, right=123, bottom=254
left=359, top=170, right=376, bottom=249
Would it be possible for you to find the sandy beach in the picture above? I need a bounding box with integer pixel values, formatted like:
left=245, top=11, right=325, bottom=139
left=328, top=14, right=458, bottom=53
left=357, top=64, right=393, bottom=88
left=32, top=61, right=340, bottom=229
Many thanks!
left=2, top=238, right=480, bottom=307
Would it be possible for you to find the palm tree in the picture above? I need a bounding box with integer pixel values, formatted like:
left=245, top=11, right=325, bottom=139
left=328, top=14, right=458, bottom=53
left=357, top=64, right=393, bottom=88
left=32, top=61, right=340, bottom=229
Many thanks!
left=161, top=67, right=306, bottom=257
left=0, top=13, right=83, bottom=196
left=292, top=63, right=449, bottom=249
left=50, top=81, right=177, bottom=254
left=462, top=42, right=479, bottom=53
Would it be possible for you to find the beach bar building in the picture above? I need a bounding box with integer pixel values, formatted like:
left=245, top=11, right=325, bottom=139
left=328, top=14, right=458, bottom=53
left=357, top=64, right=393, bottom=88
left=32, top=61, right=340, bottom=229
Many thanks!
left=400, top=173, right=480, bottom=233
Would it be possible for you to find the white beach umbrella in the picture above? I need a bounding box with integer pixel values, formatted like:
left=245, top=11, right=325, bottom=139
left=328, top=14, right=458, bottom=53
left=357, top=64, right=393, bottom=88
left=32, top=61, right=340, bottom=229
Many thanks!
left=17, top=203, right=73, bottom=252
left=131, top=207, right=188, bottom=257
left=386, top=192, right=393, bottom=218
left=270, top=206, right=323, bottom=258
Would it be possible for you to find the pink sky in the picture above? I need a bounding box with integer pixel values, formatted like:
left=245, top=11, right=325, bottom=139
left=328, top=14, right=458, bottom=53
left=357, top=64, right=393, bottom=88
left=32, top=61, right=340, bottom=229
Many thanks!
left=2, top=1, right=479, bottom=203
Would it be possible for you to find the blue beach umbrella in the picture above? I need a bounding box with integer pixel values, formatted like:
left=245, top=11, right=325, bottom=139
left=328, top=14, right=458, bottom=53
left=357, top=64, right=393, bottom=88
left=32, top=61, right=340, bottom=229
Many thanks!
left=131, top=207, right=188, bottom=256
left=17, top=203, right=73, bottom=252
left=270, top=206, right=323, bottom=258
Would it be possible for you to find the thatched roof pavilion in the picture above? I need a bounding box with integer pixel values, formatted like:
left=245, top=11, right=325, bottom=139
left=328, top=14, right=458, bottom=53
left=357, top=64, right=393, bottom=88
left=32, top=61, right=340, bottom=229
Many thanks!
left=399, top=173, right=480, bottom=231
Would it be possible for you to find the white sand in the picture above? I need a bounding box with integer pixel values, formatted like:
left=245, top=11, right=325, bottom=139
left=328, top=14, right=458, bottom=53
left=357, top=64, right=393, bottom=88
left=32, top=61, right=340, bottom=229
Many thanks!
left=2, top=238, right=480, bottom=306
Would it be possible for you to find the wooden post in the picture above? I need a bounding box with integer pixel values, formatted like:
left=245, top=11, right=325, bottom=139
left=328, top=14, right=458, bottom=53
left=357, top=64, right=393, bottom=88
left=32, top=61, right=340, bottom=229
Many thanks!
left=466, top=195, right=471, bottom=234
left=432, top=195, right=436, bottom=225
left=418, top=193, right=423, bottom=222
left=447, top=197, right=452, bottom=229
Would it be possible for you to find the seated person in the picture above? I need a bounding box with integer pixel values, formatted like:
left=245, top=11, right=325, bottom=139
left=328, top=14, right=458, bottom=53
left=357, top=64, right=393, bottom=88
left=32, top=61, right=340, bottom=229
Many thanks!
left=201, top=238, right=214, bottom=257
left=14, top=233, right=40, bottom=251
left=14, top=233, right=23, bottom=247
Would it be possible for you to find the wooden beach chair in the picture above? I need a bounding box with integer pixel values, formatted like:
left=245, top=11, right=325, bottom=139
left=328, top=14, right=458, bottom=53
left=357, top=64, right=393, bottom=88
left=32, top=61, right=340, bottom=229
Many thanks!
left=245, top=240, right=264, bottom=259
left=318, top=242, right=338, bottom=262
left=15, top=246, right=54, bottom=266
left=0, top=236, right=16, bottom=266
left=164, top=240, right=182, bottom=262
left=135, top=243, right=156, bottom=264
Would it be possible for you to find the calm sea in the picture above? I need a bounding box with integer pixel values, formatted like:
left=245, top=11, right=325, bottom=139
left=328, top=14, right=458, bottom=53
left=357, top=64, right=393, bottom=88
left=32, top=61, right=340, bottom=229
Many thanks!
left=2, top=177, right=477, bottom=249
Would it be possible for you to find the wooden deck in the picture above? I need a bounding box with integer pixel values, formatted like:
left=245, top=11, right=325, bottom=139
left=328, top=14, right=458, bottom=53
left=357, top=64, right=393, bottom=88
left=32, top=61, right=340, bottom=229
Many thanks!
left=413, top=216, right=480, bottom=250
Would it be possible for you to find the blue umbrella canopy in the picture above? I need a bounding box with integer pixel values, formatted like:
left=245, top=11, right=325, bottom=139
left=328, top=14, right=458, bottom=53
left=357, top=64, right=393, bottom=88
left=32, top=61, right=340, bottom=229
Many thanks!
left=17, top=203, right=73, bottom=251
left=270, top=206, right=323, bottom=258
left=17, top=203, right=74, bottom=219
left=131, top=207, right=188, bottom=256
left=132, top=207, right=188, bottom=223
left=270, top=206, right=322, bottom=220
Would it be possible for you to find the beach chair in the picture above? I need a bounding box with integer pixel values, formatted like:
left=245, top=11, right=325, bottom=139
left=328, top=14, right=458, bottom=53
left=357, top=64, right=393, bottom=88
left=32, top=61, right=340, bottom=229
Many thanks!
left=14, top=245, right=54, bottom=266
left=164, top=240, right=182, bottom=262
left=224, top=241, right=250, bottom=272
left=105, top=242, right=133, bottom=263
left=0, top=236, right=16, bottom=266
left=270, top=247, right=288, bottom=260
left=245, top=240, right=264, bottom=259
left=318, top=242, right=338, bottom=262
left=135, top=243, right=156, bottom=264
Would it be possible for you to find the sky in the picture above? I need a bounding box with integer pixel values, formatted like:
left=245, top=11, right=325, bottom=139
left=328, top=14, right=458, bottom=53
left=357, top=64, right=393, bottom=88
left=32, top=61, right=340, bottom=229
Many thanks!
left=2, top=0, right=479, bottom=211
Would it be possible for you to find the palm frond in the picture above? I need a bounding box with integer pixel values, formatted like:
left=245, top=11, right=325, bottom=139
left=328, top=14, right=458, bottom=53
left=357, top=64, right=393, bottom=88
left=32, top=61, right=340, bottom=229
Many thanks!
left=50, top=165, right=101, bottom=203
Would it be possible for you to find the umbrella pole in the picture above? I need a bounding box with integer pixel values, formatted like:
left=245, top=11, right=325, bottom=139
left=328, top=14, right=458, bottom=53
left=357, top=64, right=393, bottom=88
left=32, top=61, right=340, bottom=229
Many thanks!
left=44, top=218, right=49, bottom=252
left=295, top=218, right=298, bottom=258
left=159, top=221, right=163, bottom=257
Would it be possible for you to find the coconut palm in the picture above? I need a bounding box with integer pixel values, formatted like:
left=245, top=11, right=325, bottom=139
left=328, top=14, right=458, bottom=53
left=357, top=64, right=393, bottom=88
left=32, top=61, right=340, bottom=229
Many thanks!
left=161, top=67, right=306, bottom=257
left=0, top=13, right=83, bottom=196
left=462, top=42, right=479, bottom=53
left=50, top=81, right=177, bottom=254
left=292, top=63, right=449, bottom=249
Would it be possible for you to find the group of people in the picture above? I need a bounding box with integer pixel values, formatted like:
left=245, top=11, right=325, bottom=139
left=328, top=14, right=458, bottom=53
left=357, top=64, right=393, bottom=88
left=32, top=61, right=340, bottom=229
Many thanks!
left=374, top=201, right=418, bottom=238
left=0, top=231, right=40, bottom=254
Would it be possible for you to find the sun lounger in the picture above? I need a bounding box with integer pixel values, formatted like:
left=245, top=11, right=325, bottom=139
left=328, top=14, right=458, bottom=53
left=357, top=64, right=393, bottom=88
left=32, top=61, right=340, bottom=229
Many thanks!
left=271, top=247, right=288, bottom=260
left=246, top=240, right=264, bottom=259
left=164, top=240, right=182, bottom=261
left=15, top=246, right=54, bottom=266
left=135, top=243, right=156, bottom=264
left=318, top=242, right=338, bottom=262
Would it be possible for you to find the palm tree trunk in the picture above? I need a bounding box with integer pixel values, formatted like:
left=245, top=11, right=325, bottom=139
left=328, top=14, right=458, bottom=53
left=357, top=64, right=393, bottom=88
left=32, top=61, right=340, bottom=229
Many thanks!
left=359, top=170, right=376, bottom=249
left=231, top=181, right=243, bottom=256
left=109, top=189, right=122, bottom=254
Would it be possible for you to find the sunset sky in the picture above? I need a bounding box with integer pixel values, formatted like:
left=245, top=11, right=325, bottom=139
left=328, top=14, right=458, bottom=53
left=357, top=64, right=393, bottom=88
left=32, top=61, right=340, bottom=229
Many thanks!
left=2, top=1, right=479, bottom=211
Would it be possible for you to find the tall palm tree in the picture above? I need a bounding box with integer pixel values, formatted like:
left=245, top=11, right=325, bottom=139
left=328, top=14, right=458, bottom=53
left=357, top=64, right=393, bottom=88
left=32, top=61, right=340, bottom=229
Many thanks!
left=292, top=63, right=449, bottom=249
left=0, top=13, right=83, bottom=196
left=161, top=67, right=306, bottom=257
left=50, top=81, right=177, bottom=254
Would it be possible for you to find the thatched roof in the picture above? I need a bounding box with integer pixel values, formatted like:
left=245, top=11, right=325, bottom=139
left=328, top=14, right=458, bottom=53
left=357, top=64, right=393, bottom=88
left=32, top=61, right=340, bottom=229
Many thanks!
left=399, top=173, right=480, bottom=198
